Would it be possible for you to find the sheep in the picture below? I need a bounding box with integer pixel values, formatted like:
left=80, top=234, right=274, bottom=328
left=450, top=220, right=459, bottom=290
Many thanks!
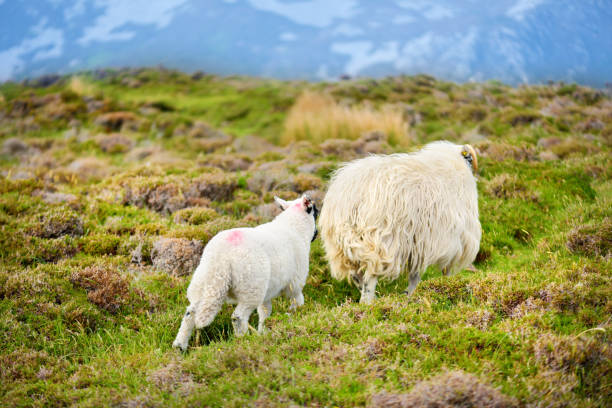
left=319, top=141, right=481, bottom=304
left=173, top=194, right=318, bottom=351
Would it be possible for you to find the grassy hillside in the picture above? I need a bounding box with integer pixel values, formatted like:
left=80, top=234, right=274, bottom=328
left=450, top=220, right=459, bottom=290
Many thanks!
left=0, top=68, right=610, bottom=407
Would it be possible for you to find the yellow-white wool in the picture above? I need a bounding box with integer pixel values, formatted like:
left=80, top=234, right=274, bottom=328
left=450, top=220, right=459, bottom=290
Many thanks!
left=319, top=141, right=481, bottom=289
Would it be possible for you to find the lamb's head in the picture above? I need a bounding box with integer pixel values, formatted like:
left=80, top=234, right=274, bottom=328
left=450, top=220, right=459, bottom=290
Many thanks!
left=461, top=144, right=478, bottom=174
left=274, top=194, right=319, bottom=242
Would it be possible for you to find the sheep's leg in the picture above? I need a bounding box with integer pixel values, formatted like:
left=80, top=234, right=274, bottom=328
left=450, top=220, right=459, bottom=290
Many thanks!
left=257, top=301, right=272, bottom=333
left=172, top=304, right=196, bottom=351
left=231, top=304, right=255, bottom=337
left=404, top=272, right=421, bottom=297
left=289, top=291, right=304, bottom=311
left=360, top=276, right=378, bottom=305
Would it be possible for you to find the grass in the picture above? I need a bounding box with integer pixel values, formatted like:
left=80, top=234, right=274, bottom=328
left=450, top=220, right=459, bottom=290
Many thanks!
left=281, top=90, right=411, bottom=147
left=0, top=68, right=610, bottom=407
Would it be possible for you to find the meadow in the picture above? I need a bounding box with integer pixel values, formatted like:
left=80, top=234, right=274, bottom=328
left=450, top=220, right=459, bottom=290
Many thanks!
left=0, top=68, right=610, bottom=407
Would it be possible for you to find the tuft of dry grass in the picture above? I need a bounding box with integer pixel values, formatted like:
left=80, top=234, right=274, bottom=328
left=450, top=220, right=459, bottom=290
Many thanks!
left=68, top=76, right=96, bottom=96
left=369, top=370, right=518, bottom=408
left=281, top=91, right=410, bottom=146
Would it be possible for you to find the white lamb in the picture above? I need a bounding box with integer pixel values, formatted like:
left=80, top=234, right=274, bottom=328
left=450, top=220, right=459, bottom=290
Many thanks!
left=319, top=141, right=481, bottom=304
left=173, top=194, right=318, bottom=351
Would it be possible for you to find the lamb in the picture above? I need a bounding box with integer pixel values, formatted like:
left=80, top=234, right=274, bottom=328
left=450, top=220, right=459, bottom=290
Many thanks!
left=319, top=141, right=481, bottom=304
left=173, top=194, right=318, bottom=351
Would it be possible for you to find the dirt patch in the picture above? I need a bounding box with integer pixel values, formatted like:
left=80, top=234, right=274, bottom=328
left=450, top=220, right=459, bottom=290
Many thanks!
left=369, top=370, right=517, bottom=408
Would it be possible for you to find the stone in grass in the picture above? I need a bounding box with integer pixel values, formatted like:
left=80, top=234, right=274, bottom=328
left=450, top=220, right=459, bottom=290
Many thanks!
left=369, top=370, right=517, bottom=408
left=2, top=137, right=29, bottom=156
left=151, top=238, right=203, bottom=276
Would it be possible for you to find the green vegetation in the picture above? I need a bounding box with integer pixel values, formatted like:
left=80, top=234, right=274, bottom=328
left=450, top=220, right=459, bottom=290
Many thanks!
left=0, top=68, right=610, bottom=407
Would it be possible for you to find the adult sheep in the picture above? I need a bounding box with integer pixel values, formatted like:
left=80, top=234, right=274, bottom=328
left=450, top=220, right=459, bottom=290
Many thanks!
left=319, top=141, right=480, bottom=304
left=173, top=194, right=318, bottom=351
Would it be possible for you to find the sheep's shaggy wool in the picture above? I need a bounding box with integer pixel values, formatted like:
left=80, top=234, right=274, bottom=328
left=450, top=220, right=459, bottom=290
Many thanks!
left=173, top=195, right=318, bottom=351
left=319, top=141, right=480, bottom=303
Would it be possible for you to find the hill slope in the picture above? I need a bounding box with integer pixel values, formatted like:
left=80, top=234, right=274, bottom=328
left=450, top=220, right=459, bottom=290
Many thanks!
left=0, top=69, right=610, bottom=407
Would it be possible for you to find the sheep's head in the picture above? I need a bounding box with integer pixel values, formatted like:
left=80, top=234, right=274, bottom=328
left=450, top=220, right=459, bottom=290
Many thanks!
left=461, top=144, right=478, bottom=174
left=274, top=194, right=319, bottom=241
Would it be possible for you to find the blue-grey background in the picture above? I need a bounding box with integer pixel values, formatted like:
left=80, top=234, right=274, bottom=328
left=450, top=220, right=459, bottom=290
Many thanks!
left=1, top=0, right=610, bottom=86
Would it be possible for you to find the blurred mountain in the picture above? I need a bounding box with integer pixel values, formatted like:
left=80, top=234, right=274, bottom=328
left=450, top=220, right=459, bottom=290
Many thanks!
left=1, top=0, right=611, bottom=86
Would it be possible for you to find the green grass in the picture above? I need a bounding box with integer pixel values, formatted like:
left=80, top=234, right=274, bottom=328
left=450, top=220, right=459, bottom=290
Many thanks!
left=0, top=68, right=610, bottom=407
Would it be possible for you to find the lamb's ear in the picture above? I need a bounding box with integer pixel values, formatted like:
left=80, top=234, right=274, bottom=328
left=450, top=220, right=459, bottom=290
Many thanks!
left=274, top=196, right=289, bottom=210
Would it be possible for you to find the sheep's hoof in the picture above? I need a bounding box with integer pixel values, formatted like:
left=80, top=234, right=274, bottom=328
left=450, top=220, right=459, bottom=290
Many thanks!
left=172, top=340, right=188, bottom=352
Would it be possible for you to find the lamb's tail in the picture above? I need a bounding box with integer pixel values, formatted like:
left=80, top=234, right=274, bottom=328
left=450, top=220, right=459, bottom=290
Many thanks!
left=191, top=258, right=232, bottom=329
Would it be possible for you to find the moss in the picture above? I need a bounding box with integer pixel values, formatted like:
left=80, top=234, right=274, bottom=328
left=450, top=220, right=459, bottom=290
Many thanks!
left=173, top=207, right=219, bottom=225
left=78, top=234, right=121, bottom=256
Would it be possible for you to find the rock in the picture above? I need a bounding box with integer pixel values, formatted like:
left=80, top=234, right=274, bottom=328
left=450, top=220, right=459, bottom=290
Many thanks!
left=98, top=133, right=134, bottom=153
left=320, top=139, right=354, bottom=157
left=252, top=203, right=282, bottom=221
left=35, top=191, right=79, bottom=206
left=539, top=151, right=559, bottom=161
left=461, top=128, right=487, bottom=144
left=432, top=89, right=450, bottom=101
left=121, top=77, right=142, bottom=88
left=577, top=118, right=605, bottom=132
left=151, top=238, right=203, bottom=276
left=201, top=154, right=252, bottom=171
left=247, top=166, right=293, bottom=193
left=8, top=170, right=34, bottom=180
left=125, top=146, right=160, bottom=162
left=537, top=137, right=562, bottom=149
left=67, top=157, right=108, bottom=180
left=297, top=162, right=328, bottom=174
left=2, top=137, right=29, bottom=155
left=232, top=134, right=278, bottom=155
left=187, top=173, right=239, bottom=202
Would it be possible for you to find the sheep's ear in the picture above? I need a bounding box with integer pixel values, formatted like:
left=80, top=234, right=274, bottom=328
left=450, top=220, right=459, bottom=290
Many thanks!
left=274, top=196, right=289, bottom=210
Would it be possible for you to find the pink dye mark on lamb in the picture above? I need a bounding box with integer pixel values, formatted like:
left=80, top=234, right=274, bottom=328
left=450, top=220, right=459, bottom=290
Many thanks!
left=292, top=202, right=303, bottom=211
left=226, top=230, right=244, bottom=245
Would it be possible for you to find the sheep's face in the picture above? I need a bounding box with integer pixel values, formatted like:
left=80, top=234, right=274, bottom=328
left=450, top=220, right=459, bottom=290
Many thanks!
left=274, top=194, right=319, bottom=242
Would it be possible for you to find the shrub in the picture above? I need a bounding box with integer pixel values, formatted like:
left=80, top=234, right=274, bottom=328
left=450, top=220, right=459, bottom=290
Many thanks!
left=566, top=218, right=612, bottom=258
left=70, top=266, right=131, bottom=313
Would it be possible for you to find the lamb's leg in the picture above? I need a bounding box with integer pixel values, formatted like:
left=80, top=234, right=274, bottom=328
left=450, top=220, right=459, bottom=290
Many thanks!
left=257, top=300, right=272, bottom=333
left=231, top=304, right=255, bottom=336
left=360, top=275, right=378, bottom=305
left=289, top=291, right=304, bottom=311
left=173, top=304, right=196, bottom=351
left=404, top=272, right=421, bottom=297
